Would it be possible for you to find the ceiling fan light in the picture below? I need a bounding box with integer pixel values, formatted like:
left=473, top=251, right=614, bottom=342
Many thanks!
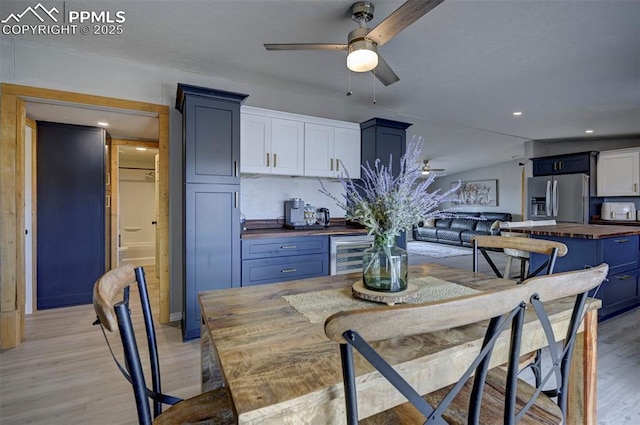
left=347, top=40, right=378, bottom=72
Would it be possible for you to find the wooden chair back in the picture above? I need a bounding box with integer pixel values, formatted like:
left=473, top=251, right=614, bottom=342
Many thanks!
left=93, top=264, right=173, bottom=425
left=325, top=264, right=608, bottom=424
left=471, top=235, right=568, bottom=280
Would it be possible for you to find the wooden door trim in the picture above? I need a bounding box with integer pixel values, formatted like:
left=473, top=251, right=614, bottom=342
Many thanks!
left=25, top=117, right=37, bottom=316
left=0, top=83, right=170, bottom=349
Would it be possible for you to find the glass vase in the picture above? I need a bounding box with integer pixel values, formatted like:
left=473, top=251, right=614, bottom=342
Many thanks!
left=362, top=236, right=408, bottom=292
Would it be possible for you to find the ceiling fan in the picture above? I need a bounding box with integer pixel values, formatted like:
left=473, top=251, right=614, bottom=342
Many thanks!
left=421, top=159, right=445, bottom=175
left=264, top=0, right=444, bottom=86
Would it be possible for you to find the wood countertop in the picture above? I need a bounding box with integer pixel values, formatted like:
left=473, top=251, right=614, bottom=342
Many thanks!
left=590, top=219, right=640, bottom=227
left=241, top=225, right=369, bottom=239
left=508, top=222, right=640, bottom=239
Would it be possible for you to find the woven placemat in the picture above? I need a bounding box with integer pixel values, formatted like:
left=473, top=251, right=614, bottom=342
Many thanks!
left=283, top=276, right=480, bottom=324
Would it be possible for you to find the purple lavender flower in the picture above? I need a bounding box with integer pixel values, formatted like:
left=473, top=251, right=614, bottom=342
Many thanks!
left=320, top=136, right=460, bottom=243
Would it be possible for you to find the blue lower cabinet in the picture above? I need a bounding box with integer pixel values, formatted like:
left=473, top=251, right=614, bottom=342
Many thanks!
left=242, top=253, right=329, bottom=286
left=241, top=236, right=329, bottom=286
left=598, top=270, right=640, bottom=320
left=530, top=234, right=640, bottom=321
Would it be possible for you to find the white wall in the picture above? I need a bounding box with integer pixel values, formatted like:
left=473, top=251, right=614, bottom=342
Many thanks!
left=432, top=159, right=525, bottom=220
left=241, top=176, right=346, bottom=220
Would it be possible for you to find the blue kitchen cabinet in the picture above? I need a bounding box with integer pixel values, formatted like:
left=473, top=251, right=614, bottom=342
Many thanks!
left=530, top=234, right=640, bottom=320
left=176, top=84, right=248, bottom=340
left=241, top=236, right=329, bottom=286
left=360, top=118, right=412, bottom=249
left=532, top=152, right=596, bottom=177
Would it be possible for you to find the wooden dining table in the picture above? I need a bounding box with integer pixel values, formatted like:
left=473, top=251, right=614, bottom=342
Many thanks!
left=198, top=263, right=600, bottom=425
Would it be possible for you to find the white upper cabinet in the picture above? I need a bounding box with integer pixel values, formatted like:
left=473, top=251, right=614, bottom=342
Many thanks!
left=333, top=127, right=361, bottom=178
left=270, top=118, right=304, bottom=175
left=304, top=123, right=335, bottom=177
left=241, top=110, right=304, bottom=176
left=241, top=106, right=360, bottom=178
left=597, top=148, right=640, bottom=196
left=241, top=114, right=271, bottom=174
left=304, top=123, right=361, bottom=178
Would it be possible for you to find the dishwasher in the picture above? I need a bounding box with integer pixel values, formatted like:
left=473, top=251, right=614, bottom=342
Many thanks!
left=329, top=235, right=375, bottom=275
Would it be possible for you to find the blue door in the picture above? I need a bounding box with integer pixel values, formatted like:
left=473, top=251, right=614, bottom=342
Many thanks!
left=37, top=122, right=105, bottom=309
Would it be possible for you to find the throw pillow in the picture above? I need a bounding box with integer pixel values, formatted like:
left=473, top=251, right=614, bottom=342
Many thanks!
left=423, top=217, right=436, bottom=227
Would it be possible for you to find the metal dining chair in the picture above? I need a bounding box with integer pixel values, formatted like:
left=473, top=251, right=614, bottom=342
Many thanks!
left=325, top=264, right=608, bottom=424
left=92, top=264, right=234, bottom=425
left=500, top=220, right=558, bottom=280
left=471, top=235, right=568, bottom=282
left=471, top=235, right=569, bottom=387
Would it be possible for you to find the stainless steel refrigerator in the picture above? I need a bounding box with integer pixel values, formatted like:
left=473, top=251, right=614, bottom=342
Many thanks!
left=528, top=174, right=589, bottom=223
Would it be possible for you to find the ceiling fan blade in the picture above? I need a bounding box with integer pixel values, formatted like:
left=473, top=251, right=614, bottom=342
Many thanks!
left=264, top=43, right=347, bottom=51
left=366, top=0, right=445, bottom=47
left=372, top=55, right=399, bottom=86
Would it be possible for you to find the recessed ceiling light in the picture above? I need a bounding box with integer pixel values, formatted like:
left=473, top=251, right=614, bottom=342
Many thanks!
left=97, top=121, right=109, bottom=127
left=512, top=112, right=523, bottom=116
left=136, top=147, right=147, bottom=151
left=585, top=129, right=594, bottom=134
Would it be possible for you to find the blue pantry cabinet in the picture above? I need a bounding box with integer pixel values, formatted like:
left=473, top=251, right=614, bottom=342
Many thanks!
left=176, top=84, right=248, bottom=340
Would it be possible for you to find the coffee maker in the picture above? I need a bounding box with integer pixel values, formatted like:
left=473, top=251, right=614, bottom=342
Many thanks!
left=284, top=198, right=323, bottom=229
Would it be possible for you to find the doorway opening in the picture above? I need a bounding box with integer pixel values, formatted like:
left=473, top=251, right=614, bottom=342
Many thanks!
left=117, top=145, right=160, bottom=274
left=0, top=83, right=170, bottom=348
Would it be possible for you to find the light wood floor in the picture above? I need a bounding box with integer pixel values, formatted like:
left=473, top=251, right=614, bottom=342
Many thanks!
left=1, top=254, right=638, bottom=424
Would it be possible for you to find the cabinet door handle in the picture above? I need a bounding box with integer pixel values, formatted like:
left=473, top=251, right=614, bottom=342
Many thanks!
left=106, top=172, right=111, bottom=186
left=280, top=245, right=297, bottom=249
left=553, top=162, right=557, bottom=171
left=281, top=268, right=297, bottom=273
left=266, top=153, right=270, bottom=167
left=234, top=192, right=239, bottom=208
left=336, top=159, right=339, bottom=171
left=105, top=195, right=111, bottom=208
left=559, top=161, right=563, bottom=170
left=634, top=183, right=638, bottom=193
left=614, top=239, right=628, bottom=244
left=274, top=153, right=277, bottom=168
left=330, top=158, right=334, bottom=171
left=615, top=275, right=632, bottom=280
left=234, top=160, right=238, bottom=177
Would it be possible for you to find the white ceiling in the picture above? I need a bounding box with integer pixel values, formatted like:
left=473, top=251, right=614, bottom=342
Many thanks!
left=8, top=0, right=640, bottom=174
left=118, top=145, right=158, bottom=165
left=25, top=101, right=158, bottom=140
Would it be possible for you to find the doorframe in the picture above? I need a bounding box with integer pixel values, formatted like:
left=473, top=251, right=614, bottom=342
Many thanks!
left=0, top=83, right=171, bottom=349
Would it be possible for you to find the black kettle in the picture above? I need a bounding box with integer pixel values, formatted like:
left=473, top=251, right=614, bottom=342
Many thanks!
left=317, top=208, right=330, bottom=227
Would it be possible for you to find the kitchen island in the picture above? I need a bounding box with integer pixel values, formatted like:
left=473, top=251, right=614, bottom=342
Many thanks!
left=510, top=223, right=640, bottom=320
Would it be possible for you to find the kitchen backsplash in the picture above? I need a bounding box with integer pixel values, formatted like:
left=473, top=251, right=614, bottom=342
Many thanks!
left=241, top=175, right=346, bottom=220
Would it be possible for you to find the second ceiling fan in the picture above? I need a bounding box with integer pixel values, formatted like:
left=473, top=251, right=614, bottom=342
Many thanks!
left=264, top=0, right=444, bottom=86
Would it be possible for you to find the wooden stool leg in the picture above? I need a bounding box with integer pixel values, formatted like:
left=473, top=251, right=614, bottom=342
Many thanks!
left=504, top=256, right=513, bottom=279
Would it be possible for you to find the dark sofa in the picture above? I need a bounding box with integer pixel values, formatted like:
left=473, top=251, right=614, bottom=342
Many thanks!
left=413, top=212, right=513, bottom=247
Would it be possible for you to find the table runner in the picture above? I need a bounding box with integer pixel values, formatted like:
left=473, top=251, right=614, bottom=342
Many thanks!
left=283, top=276, right=480, bottom=324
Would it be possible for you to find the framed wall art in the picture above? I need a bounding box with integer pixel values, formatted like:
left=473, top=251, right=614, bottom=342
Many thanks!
left=451, top=179, right=498, bottom=206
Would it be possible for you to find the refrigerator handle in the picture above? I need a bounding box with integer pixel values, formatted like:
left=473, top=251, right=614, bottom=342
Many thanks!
left=552, top=179, right=559, bottom=217
left=545, top=180, right=552, bottom=216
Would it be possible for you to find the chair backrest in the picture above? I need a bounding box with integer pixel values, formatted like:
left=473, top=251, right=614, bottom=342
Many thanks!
left=471, top=235, right=568, bottom=280
left=325, top=264, right=608, bottom=424
left=500, top=221, right=534, bottom=258
left=93, top=264, right=168, bottom=425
